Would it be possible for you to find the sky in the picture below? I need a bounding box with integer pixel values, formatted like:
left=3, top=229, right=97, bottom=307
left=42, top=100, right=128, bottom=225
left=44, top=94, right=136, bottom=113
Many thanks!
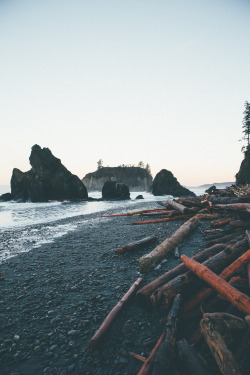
left=0, top=0, right=250, bottom=187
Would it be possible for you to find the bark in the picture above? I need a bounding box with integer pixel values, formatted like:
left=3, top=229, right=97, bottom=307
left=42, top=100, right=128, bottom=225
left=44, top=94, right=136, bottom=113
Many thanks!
left=88, top=277, right=143, bottom=352
left=184, top=249, right=250, bottom=312
left=164, top=199, right=190, bottom=214
left=195, top=213, right=221, bottom=220
left=151, top=238, right=248, bottom=310
left=215, top=203, right=250, bottom=213
left=115, top=235, right=158, bottom=254
left=200, top=313, right=245, bottom=375
left=137, top=331, right=165, bottom=375
left=211, top=218, right=231, bottom=228
left=138, top=216, right=200, bottom=273
left=132, top=214, right=192, bottom=225
left=176, top=339, right=211, bottom=375
left=136, top=244, right=227, bottom=304
left=181, top=255, right=250, bottom=314
left=152, top=295, right=182, bottom=375
left=205, top=233, right=240, bottom=248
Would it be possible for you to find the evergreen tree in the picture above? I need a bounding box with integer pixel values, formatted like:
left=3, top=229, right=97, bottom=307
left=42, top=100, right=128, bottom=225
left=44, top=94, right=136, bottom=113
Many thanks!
left=145, top=163, right=152, bottom=176
left=242, top=101, right=250, bottom=152
left=97, top=159, right=103, bottom=169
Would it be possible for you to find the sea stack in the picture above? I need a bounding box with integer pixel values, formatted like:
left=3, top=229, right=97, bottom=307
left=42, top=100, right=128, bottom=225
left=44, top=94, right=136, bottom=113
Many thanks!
left=236, top=148, right=250, bottom=184
left=152, top=169, right=195, bottom=197
left=11, top=145, right=88, bottom=202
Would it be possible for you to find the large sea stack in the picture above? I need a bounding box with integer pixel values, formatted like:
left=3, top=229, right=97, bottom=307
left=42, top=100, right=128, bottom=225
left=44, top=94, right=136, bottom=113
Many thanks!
left=236, top=148, right=250, bottom=184
left=82, top=166, right=152, bottom=192
left=152, top=169, right=195, bottom=197
left=11, top=145, right=88, bottom=202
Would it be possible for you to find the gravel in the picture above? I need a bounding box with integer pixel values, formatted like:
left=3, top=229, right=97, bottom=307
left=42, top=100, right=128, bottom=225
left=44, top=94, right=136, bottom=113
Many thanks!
left=0, top=200, right=208, bottom=374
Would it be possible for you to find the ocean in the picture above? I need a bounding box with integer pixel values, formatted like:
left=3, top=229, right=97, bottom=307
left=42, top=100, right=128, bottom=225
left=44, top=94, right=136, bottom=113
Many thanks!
left=0, top=187, right=206, bottom=263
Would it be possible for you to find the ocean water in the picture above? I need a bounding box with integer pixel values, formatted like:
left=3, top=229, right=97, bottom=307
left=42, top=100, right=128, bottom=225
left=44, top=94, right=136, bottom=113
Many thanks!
left=0, top=188, right=205, bottom=263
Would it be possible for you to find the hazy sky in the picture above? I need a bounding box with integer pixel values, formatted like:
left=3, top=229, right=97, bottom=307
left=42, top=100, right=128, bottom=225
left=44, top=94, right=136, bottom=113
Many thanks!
left=0, top=0, right=250, bottom=187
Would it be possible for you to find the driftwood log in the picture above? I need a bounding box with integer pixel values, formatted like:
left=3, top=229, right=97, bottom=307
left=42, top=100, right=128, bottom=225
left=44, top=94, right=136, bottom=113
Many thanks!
left=132, top=214, right=192, bottom=225
left=200, top=313, right=246, bottom=375
left=176, top=339, right=210, bottom=375
left=184, top=249, right=250, bottom=312
left=151, top=238, right=248, bottom=309
left=181, top=255, right=250, bottom=314
left=215, top=203, right=250, bottom=213
left=164, top=199, right=189, bottom=214
left=88, top=277, right=143, bottom=352
left=115, top=235, right=158, bottom=254
left=136, top=244, right=227, bottom=304
left=138, top=216, right=200, bottom=273
left=152, top=295, right=182, bottom=375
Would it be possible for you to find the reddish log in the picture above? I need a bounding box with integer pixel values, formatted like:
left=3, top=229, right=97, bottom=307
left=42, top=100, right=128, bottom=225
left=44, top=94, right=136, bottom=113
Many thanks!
left=137, top=331, right=165, bottom=375
left=88, top=277, right=143, bottom=352
left=132, top=214, right=192, bottom=225
left=136, top=244, right=227, bottom=304
left=181, top=255, right=250, bottom=314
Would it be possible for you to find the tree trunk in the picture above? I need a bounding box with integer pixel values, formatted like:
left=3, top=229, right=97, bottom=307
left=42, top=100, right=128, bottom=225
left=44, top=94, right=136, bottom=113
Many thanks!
left=176, top=339, right=211, bottom=375
left=115, top=235, right=158, bottom=254
left=88, top=277, right=143, bottom=352
left=184, top=249, right=250, bottom=312
left=132, top=214, right=192, bottom=225
left=151, top=238, right=248, bottom=309
left=136, top=244, right=227, bottom=304
left=164, top=199, right=190, bottom=214
left=181, top=255, right=250, bottom=314
left=138, top=216, right=200, bottom=273
left=152, top=295, right=182, bottom=375
left=215, top=203, right=250, bottom=213
left=200, top=313, right=245, bottom=375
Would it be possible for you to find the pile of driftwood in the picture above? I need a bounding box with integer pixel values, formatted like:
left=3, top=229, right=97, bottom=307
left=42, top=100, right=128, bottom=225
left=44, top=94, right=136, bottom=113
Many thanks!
left=90, top=191, right=250, bottom=374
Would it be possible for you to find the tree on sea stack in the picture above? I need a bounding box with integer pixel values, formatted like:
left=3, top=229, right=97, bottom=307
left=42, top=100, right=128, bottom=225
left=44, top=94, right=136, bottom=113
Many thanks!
left=241, top=101, right=250, bottom=153
left=236, top=101, right=250, bottom=184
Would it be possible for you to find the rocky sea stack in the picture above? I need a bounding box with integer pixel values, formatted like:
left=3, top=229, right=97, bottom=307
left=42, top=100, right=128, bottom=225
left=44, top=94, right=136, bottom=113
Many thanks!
left=82, top=166, right=152, bottom=192
left=236, top=148, right=250, bottom=184
left=152, top=169, right=195, bottom=197
left=11, top=145, right=88, bottom=202
left=102, top=180, right=130, bottom=200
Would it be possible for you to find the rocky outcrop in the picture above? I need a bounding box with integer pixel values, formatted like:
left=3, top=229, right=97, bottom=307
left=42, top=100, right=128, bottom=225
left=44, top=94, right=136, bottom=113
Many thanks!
left=102, top=181, right=130, bottom=200
left=0, top=193, right=12, bottom=202
left=236, top=149, right=250, bottom=184
left=11, top=145, right=88, bottom=202
left=82, top=167, right=152, bottom=192
left=152, top=169, right=195, bottom=197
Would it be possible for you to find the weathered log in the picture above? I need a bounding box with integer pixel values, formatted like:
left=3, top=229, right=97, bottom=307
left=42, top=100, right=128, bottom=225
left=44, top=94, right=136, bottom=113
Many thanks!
left=178, top=198, right=203, bottom=207
left=115, top=235, right=158, bottom=254
left=98, top=208, right=166, bottom=217
left=215, top=203, right=250, bottom=213
left=138, top=216, right=200, bottom=273
left=152, top=295, right=182, bottom=375
left=211, top=218, right=231, bottom=228
left=176, top=339, right=211, bottom=375
left=195, top=213, right=220, bottom=220
left=230, top=220, right=250, bottom=229
left=205, top=233, right=239, bottom=248
left=132, top=214, right=192, bottom=225
left=137, top=331, right=165, bottom=375
left=200, top=313, right=245, bottom=375
left=88, top=277, right=143, bottom=352
left=184, top=249, right=250, bottom=312
left=151, top=238, right=248, bottom=309
left=181, top=255, right=250, bottom=314
left=164, top=199, right=189, bottom=214
left=136, top=244, right=227, bottom=304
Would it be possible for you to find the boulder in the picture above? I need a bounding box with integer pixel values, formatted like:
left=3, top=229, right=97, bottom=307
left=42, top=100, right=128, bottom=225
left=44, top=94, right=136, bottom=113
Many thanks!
left=11, top=145, right=88, bottom=202
left=0, top=193, right=12, bottom=201
left=102, top=180, right=130, bottom=200
left=152, top=169, right=195, bottom=197
left=135, top=195, right=144, bottom=199
left=236, top=149, right=250, bottom=184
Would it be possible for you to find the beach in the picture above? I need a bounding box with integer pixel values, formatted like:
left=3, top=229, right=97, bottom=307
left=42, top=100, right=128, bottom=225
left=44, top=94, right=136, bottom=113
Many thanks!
left=0, top=199, right=208, bottom=375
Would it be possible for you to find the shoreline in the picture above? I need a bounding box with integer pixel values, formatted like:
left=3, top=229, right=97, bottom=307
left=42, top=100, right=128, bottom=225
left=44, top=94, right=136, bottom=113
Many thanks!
left=0, top=200, right=209, bottom=375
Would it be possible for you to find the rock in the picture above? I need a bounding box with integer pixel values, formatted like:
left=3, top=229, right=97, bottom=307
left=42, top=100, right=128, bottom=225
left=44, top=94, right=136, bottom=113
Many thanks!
left=135, top=195, right=144, bottom=199
left=152, top=169, right=196, bottom=197
left=82, top=166, right=152, bottom=192
left=236, top=148, right=250, bottom=184
left=102, top=180, right=130, bottom=200
left=11, top=145, right=88, bottom=202
left=0, top=193, right=12, bottom=201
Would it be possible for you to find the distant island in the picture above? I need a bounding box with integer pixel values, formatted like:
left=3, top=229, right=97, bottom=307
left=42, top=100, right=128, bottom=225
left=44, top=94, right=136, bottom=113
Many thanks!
left=195, top=182, right=235, bottom=189
left=82, top=166, right=153, bottom=192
